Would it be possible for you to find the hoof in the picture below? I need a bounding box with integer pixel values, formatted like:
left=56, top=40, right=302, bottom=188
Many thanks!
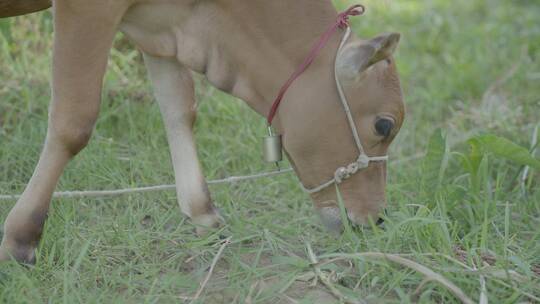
left=0, top=229, right=37, bottom=265
left=192, top=208, right=225, bottom=236
left=0, top=241, right=37, bottom=265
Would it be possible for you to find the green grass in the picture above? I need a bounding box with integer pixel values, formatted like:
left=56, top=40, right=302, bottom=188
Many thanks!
left=1, top=0, right=539, bottom=303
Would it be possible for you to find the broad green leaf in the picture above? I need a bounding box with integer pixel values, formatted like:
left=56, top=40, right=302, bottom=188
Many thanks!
left=469, top=134, right=540, bottom=170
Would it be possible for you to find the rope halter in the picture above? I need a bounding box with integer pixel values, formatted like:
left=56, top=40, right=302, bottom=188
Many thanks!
left=300, top=26, right=389, bottom=195
left=265, top=5, right=388, bottom=194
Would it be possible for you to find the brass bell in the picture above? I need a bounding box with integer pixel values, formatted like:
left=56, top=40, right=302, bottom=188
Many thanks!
left=263, top=126, right=282, bottom=167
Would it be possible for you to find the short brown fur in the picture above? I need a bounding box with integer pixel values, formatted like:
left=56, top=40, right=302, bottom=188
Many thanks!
left=0, top=0, right=404, bottom=263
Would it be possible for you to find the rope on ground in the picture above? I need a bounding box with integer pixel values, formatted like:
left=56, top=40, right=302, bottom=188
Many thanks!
left=0, top=150, right=429, bottom=202
left=0, top=168, right=294, bottom=201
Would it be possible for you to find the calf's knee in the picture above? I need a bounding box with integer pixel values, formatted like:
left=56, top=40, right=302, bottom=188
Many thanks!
left=48, top=115, right=96, bottom=155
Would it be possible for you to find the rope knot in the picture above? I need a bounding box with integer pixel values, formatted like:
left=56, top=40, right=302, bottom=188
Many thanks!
left=356, top=154, right=370, bottom=169
left=337, top=4, right=366, bottom=29
left=334, top=154, right=372, bottom=185
left=334, top=167, right=350, bottom=184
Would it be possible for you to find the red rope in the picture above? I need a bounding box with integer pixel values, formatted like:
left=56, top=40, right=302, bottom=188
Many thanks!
left=266, top=4, right=365, bottom=126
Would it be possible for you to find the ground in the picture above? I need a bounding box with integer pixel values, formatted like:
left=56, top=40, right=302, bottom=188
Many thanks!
left=0, top=0, right=539, bottom=303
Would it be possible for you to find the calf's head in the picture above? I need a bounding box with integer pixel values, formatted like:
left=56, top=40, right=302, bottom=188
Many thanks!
left=281, top=32, right=404, bottom=232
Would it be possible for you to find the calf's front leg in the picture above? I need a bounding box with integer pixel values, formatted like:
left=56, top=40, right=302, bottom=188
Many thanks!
left=143, top=54, right=222, bottom=234
left=0, top=1, right=126, bottom=263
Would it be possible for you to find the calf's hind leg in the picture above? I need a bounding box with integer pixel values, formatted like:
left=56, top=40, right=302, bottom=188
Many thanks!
left=143, top=54, right=222, bottom=234
left=0, top=2, right=126, bottom=263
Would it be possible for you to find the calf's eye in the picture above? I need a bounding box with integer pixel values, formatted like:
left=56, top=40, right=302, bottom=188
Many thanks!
left=375, top=118, right=394, bottom=138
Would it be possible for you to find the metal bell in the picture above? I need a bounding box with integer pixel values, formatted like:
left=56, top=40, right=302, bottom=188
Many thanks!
left=263, top=126, right=282, bottom=166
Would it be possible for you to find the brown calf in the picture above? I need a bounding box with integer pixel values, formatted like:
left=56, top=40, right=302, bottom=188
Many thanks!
left=0, top=0, right=404, bottom=264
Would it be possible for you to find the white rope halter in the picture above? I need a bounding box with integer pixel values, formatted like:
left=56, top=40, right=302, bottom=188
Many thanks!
left=301, top=26, right=388, bottom=194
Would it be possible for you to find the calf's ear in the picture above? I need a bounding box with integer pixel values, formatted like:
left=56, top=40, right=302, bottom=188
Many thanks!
left=336, top=32, right=400, bottom=79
